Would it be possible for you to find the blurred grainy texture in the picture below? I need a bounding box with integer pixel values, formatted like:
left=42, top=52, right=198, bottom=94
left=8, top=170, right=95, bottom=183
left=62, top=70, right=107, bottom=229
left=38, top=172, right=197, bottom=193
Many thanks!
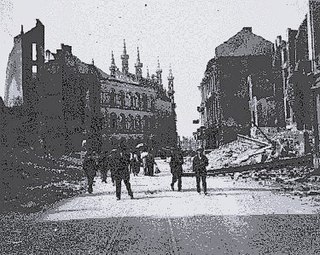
left=2, top=0, right=320, bottom=254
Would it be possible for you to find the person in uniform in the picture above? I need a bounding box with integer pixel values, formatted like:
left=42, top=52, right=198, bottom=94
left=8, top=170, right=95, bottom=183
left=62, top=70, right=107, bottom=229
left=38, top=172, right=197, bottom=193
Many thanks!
left=130, top=152, right=141, bottom=176
left=170, top=148, right=184, bottom=191
left=147, top=150, right=155, bottom=176
left=192, top=147, right=209, bottom=195
left=99, top=151, right=109, bottom=183
left=82, top=153, right=97, bottom=194
left=113, top=144, right=134, bottom=200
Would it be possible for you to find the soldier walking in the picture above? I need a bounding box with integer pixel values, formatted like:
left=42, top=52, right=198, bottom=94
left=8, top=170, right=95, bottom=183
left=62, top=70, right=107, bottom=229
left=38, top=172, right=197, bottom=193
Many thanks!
left=147, top=150, right=155, bottom=176
left=192, top=148, right=209, bottom=195
left=83, top=153, right=98, bottom=194
left=130, top=152, right=141, bottom=176
left=170, top=147, right=184, bottom=191
left=99, top=151, right=109, bottom=183
left=112, top=144, right=134, bottom=200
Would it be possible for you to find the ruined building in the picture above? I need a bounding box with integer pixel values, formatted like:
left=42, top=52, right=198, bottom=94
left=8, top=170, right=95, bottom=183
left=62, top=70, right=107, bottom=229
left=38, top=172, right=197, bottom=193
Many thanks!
left=3, top=20, right=177, bottom=154
left=197, top=27, right=275, bottom=148
left=249, top=4, right=316, bottom=138
left=3, top=19, right=45, bottom=148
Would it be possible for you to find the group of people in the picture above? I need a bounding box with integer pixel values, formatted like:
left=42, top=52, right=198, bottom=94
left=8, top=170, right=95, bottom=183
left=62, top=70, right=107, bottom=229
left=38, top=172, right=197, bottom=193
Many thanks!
left=169, top=147, right=209, bottom=195
left=83, top=144, right=210, bottom=200
left=82, top=144, right=157, bottom=200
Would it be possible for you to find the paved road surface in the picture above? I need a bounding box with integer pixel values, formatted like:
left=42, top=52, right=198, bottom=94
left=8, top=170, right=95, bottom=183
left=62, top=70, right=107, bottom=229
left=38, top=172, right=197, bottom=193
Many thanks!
left=2, top=160, right=320, bottom=254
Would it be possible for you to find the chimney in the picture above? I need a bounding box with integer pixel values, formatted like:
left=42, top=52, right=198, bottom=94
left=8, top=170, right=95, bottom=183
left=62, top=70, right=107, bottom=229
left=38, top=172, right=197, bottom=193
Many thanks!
left=60, top=43, right=72, bottom=54
left=276, top=36, right=282, bottom=47
left=243, top=27, right=252, bottom=33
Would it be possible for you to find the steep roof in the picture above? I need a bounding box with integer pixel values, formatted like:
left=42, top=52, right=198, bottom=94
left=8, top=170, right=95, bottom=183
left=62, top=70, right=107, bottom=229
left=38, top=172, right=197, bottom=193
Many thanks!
left=215, top=27, right=273, bottom=57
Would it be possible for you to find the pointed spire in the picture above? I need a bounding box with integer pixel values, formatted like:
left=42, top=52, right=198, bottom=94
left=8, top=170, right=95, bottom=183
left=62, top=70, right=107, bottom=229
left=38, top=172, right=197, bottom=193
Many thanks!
left=123, top=39, right=127, bottom=54
left=156, top=57, right=161, bottom=72
left=146, top=66, right=150, bottom=80
left=111, top=50, right=115, bottom=65
left=167, top=64, right=175, bottom=105
left=110, top=50, right=117, bottom=77
left=156, top=57, right=162, bottom=86
left=135, top=46, right=143, bottom=81
left=137, top=47, right=140, bottom=63
left=121, top=39, right=129, bottom=74
left=168, top=64, right=174, bottom=80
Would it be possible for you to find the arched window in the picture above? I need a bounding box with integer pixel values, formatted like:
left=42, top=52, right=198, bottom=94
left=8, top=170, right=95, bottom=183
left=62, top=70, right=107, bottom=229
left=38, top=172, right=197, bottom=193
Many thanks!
left=110, top=112, right=117, bottom=131
left=128, top=114, right=134, bottom=130
left=119, top=113, right=126, bottom=131
left=142, top=93, right=147, bottom=111
left=119, top=91, right=125, bottom=108
left=126, top=92, right=131, bottom=108
left=131, top=94, right=136, bottom=108
left=150, top=96, right=155, bottom=111
left=142, top=116, right=148, bottom=131
left=136, top=93, right=141, bottom=110
left=135, top=115, right=141, bottom=131
left=110, top=89, right=116, bottom=107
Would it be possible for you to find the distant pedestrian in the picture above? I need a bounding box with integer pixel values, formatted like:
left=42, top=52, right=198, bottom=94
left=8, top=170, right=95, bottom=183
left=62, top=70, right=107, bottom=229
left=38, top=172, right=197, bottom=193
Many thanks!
left=130, top=153, right=140, bottom=176
left=141, top=151, right=148, bottom=175
left=99, top=151, right=109, bottom=183
left=192, top=147, right=209, bottom=195
left=83, top=153, right=98, bottom=194
left=108, top=149, right=118, bottom=185
left=147, top=150, right=155, bottom=176
left=170, top=148, right=184, bottom=191
left=113, top=145, right=134, bottom=200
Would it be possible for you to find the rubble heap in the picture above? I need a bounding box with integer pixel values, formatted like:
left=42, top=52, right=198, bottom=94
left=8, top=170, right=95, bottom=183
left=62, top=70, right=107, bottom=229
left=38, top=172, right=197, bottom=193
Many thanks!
left=206, top=136, right=268, bottom=170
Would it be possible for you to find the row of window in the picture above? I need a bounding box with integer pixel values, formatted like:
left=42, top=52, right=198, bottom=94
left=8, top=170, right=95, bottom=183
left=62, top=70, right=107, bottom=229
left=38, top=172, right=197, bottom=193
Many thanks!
left=106, top=113, right=155, bottom=133
left=101, top=90, right=155, bottom=111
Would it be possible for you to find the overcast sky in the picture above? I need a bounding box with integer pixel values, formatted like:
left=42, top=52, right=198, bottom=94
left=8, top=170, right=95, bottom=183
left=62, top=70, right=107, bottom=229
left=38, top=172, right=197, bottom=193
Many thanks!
left=0, top=0, right=309, bottom=137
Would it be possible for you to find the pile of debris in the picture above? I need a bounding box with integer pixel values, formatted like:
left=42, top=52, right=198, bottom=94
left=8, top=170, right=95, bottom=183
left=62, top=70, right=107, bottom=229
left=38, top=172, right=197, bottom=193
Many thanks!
left=206, top=135, right=268, bottom=170
left=233, top=165, right=320, bottom=197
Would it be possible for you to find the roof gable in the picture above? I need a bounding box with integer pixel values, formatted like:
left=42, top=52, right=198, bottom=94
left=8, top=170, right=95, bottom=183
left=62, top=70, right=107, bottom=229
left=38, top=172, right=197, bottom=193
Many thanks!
left=215, top=27, right=273, bottom=57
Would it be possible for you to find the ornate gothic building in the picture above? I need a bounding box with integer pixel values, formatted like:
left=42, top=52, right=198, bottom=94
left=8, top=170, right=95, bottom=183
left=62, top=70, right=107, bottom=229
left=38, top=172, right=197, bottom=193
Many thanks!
left=100, top=41, right=177, bottom=151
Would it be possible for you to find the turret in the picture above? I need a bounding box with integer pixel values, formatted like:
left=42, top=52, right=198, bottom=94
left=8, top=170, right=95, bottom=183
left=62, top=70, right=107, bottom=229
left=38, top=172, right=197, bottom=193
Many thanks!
left=167, top=65, right=175, bottom=105
left=110, top=51, right=116, bottom=77
left=121, top=39, right=129, bottom=74
left=135, top=47, right=143, bottom=81
left=146, top=66, right=150, bottom=80
left=156, top=57, right=162, bottom=86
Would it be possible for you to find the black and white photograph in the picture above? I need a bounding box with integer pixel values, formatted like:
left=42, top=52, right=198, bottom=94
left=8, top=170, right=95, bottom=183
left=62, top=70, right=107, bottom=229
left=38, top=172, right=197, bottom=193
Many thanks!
left=1, top=0, right=320, bottom=254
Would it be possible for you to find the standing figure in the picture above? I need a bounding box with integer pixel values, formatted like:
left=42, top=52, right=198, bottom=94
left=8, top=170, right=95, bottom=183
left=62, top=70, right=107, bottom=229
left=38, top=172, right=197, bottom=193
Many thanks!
left=108, top=149, right=118, bottom=185
left=192, top=148, right=209, bottom=195
left=170, top=148, right=184, bottom=191
left=113, top=145, right=134, bottom=200
left=141, top=150, right=148, bottom=175
left=130, top=153, right=140, bottom=176
left=147, top=150, right=155, bottom=176
left=100, top=151, right=109, bottom=183
left=83, top=153, right=97, bottom=194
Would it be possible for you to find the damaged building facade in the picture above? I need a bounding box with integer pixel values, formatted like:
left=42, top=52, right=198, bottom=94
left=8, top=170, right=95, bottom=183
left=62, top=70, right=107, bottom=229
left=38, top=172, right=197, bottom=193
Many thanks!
left=3, top=20, right=177, bottom=154
left=197, top=27, right=275, bottom=148
left=198, top=0, right=320, bottom=150
left=197, top=0, right=320, bottom=169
